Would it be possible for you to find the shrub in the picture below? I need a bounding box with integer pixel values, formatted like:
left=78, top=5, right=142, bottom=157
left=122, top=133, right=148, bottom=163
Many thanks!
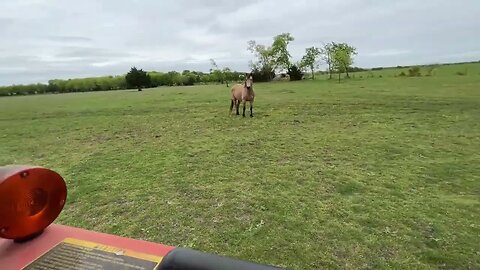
left=251, top=68, right=275, bottom=82
left=347, top=67, right=366, bottom=72
left=287, top=65, right=304, bottom=81
left=425, top=65, right=438, bottom=76
left=399, top=71, right=406, bottom=77
left=456, top=68, right=468, bottom=76
left=408, top=67, right=421, bottom=77
left=182, top=75, right=196, bottom=86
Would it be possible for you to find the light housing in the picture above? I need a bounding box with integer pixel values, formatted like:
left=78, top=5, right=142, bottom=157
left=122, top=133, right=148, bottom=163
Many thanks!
left=0, top=165, right=67, bottom=241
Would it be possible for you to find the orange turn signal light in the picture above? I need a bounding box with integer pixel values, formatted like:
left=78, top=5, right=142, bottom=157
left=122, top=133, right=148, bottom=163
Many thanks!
left=0, top=165, right=67, bottom=241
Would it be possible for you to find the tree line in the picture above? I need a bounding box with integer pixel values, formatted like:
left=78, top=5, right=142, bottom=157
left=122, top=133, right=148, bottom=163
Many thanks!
left=248, top=33, right=357, bottom=82
left=0, top=69, right=245, bottom=96
left=1, top=32, right=359, bottom=96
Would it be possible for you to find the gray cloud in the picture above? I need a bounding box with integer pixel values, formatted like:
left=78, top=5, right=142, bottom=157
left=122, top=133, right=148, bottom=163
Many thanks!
left=1, top=0, right=479, bottom=85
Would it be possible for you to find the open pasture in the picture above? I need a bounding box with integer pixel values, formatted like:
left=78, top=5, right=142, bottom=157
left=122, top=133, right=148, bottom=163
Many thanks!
left=1, top=68, right=479, bottom=269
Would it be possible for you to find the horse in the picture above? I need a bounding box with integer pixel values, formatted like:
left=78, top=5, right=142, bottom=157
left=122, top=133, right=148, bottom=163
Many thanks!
left=230, top=73, right=255, bottom=117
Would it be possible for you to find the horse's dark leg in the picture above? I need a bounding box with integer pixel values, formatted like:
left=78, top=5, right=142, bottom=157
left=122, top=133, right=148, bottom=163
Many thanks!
left=250, top=101, right=253, bottom=117
left=236, top=100, right=240, bottom=115
left=230, top=100, right=234, bottom=114
left=242, top=101, right=246, bottom=117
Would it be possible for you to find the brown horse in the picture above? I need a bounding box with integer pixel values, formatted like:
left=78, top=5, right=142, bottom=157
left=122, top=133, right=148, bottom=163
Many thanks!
left=230, top=73, right=255, bottom=117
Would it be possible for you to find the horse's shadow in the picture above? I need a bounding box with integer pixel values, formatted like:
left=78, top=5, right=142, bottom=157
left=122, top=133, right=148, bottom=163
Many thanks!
left=228, top=111, right=270, bottom=118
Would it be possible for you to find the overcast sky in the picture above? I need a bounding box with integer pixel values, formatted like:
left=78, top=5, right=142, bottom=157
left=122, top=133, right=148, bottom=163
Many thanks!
left=1, top=0, right=479, bottom=85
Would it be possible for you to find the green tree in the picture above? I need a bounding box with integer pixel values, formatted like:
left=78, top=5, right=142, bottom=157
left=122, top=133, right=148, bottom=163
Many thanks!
left=320, top=42, right=335, bottom=79
left=125, top=67, right=151, bottom=91
left=247, top=40, right=275, bottom=81
left=247, top=33, right=295, bottom=80
left=331, top=43, right=357, bottom=81
left=222, top=67, right=233, bottom=87
left=271, top=33, right=294, bottom=72
left=149, top=71, right=163, bottom=87
left=209, top=59, right=224, bottom=85
left=210, top=59, right=233, bottom=87
left=300, top=46, right=321, bottom=79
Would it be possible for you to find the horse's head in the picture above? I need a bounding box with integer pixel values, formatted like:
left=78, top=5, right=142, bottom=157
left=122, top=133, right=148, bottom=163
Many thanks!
left=244, top=73, right=253, bottom=90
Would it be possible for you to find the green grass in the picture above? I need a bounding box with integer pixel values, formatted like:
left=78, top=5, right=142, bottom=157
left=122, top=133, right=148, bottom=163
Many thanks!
left=352, top=62, right=480, bottom=78
left=1, top=64, right=479, bottom=269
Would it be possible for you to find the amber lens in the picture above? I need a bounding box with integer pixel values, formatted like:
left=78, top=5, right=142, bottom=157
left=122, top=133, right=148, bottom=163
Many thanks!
left=0, top=167, right=67, bottom=240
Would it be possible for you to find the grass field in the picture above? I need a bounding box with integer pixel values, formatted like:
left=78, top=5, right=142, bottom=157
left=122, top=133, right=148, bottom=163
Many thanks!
left=1, top=64, right=479, bottom=269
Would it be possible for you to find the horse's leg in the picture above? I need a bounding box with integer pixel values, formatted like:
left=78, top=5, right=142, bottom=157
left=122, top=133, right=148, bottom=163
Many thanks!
left=230, top=99, right=234, bottom=114
left=235, top=100, right=240, bottom=115
left=250, top=101, right=253, bottom=117
left=242, top=101, right=246, bottom=117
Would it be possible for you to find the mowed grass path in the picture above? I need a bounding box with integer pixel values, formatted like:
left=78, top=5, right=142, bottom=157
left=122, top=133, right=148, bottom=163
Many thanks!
left=1, top=74, right=479, bottom=269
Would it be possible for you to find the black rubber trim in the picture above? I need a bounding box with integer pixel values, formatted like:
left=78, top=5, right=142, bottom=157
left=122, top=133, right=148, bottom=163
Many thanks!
left=157, top=248, right=287, bottom=270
